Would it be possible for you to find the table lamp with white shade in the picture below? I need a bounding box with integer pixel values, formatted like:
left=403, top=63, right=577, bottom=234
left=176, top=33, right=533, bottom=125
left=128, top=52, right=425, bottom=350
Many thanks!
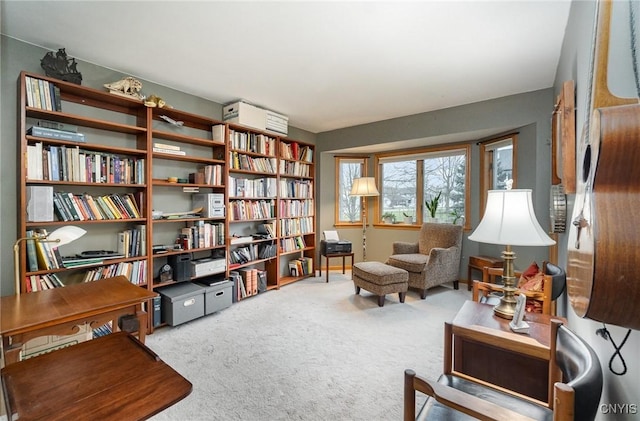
left=468, top=188, right=555, bottom=319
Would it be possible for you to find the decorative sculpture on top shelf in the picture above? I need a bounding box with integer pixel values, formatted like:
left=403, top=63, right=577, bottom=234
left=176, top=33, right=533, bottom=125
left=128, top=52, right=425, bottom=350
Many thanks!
left=41, top=48, right=83, bottom=85
left=103, top=76, right=143, bottom=99
left=144, top=94, right=171, bottom=109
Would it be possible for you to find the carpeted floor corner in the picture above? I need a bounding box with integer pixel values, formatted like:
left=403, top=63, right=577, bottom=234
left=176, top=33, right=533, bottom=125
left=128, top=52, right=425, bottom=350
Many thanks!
left=147, top=273, right=470, bottom=420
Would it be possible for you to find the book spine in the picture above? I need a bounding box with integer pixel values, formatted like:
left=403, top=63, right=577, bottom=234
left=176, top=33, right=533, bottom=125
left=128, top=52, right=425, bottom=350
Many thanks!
left=25, top=76, right=34, bottom=107
left=28, top=126, right=85, bottom=142
left=25, top=230, right=39, bottom=271
left=152, top=147, right=186, bottom=155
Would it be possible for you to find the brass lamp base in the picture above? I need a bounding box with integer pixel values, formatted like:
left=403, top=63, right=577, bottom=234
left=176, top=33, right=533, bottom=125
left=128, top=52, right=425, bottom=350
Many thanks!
left=493, top=246, right=517, bottom=320
left=493, top=288, right=517, bottom=319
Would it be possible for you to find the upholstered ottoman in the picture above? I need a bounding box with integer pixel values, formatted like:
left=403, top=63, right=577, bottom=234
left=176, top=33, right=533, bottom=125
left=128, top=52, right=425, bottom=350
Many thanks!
left=352, top=261, right=409, bottom=307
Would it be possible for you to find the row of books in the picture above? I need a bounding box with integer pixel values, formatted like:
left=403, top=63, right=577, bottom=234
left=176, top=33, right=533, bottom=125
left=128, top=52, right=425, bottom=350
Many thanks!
left=229, top=244, right=260, bottom=265
left=228, top=128, right=276, bottom=156
left=288, top=257, right=313, bottom=277
left=229, top=268, right=267, bottom=301
left=25, top=229, right=63, bottom=271
left=27, top=142, right=145, bottom=184
left=279, top=179, right=313, bottom=198
left=25, top=75, right=61, bottom=111
left=80, top=260, right=147, bottom=285
left=200, top=164, right=224, bottom=186
left=258, top=242, right=277, bottom=259
left=280, top=142, right=313, bottom=163
left=228, top=176, right=277, bottom=198
left=176, top=221, right=225, bottom=250
left=278, top=199, right=314, bottom=218
left=279, top=217, right=314, bottom=236
left=279, top=160, right=311, bottom=178
left=280, top=236, right=307, bottom=253
left=228, top=199, right=276, bottom=221
left=92, top=322, right=113, bottom=339
left=117, top=226, right=147, bottom=257
left=229, top=151, right=277, bottom=173
left=53, top=191, right=142, bottom=222
left=24, top=273, right=65, bottom=292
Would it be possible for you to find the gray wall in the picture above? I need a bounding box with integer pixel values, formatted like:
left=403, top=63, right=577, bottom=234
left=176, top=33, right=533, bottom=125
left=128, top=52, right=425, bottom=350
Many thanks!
left=315, top=89, right=555, bottom=276
left=0, top=35, right=315, bottom=296
left=554, top=1, right=639, bottom=418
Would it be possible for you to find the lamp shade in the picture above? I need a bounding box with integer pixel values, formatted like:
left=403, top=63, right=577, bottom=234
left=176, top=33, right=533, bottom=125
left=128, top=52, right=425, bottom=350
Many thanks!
left=350, top=177, right=379, bottom=197
left=468, top=189, right=555, bottom=246
left=48, top=225, right=87, bottom=247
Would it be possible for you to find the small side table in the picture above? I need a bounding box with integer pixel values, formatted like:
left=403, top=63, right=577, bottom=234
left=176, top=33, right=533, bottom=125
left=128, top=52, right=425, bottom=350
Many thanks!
left=319, top=251, right=354, bottom=282
left=450, top=301, right=564, bottom=403
left=467, top=255, right=503, bottom=291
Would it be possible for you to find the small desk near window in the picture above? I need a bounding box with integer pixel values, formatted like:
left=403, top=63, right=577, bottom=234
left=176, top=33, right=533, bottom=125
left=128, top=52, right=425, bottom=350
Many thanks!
left=319, top=251, right=354, bottom=283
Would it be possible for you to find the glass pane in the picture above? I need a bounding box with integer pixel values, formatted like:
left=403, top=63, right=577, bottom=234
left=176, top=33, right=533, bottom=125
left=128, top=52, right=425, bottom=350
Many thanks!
left=381, top=161, right=416, bottom=224
left=338, top=160, right=362, bottom=222
left=492, top=143, right=513, bottom=189
left=423, top=153, right=466, bottom=223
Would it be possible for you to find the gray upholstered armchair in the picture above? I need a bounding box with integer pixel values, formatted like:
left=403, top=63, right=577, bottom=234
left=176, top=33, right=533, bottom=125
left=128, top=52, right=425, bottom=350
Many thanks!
left=387, top=223, right=463, bottom=298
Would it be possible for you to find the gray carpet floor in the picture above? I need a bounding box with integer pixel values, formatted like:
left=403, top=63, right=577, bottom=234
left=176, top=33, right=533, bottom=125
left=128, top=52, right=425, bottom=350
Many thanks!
left=147, top=273, right=470, bottom=420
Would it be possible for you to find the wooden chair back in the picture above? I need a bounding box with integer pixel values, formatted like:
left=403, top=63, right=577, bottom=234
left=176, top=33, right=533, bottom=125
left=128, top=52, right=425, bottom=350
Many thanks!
left=404, top=319, right=603, bottom=421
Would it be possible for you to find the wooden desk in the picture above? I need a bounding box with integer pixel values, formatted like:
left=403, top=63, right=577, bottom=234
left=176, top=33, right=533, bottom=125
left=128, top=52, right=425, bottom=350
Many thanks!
left=318, top=251, right=354, bottom=282
left=1, top=331, right=192, bottom=421
left=1, top=276, right=157, bottom=365
left=449, top=301, right=563, bottom=403
left=467, top=255, right=503, bottom=290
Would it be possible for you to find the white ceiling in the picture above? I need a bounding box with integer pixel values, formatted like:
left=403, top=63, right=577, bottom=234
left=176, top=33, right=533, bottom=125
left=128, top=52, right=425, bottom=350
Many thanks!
left=1, top=1, right=572, bottom=134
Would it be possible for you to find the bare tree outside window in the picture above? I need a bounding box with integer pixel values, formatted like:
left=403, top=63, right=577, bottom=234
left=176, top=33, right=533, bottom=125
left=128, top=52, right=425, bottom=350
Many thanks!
left=381, top=161, right=417, bottom=222
left=335, top=157, right=365, bottom=224
left=423, top=153, right=466, bottom=222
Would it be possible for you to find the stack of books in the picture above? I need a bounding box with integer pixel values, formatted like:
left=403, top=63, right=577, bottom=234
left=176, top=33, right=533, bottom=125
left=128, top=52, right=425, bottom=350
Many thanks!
left=152, top=142, right=186, bottom=156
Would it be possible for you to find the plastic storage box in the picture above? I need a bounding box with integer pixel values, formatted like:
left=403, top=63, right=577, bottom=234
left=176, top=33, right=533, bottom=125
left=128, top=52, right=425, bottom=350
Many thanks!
left=197, top=280, right=233, bottom=315
left=158, top=282, right=204, bottom=326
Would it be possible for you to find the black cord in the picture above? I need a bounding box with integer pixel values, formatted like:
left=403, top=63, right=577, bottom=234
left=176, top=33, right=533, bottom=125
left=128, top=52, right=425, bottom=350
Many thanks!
left=595, top=323, right=632, bottom=376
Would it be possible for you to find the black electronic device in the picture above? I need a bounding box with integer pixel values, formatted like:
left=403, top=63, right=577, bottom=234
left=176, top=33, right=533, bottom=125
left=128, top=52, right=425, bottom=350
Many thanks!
left=321, top=240, right=352, bottom=254
left=168, top=253, right=192, bottom=282
left=78, top=250, right=122, bottom=258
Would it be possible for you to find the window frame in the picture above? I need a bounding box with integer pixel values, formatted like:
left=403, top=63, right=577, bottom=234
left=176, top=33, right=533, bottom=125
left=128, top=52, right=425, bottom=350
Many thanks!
left=334, top=155, right=369, bottom=227
left=479, top=133, right=518, bottom=216
left=373, top=144, right=471, bottom=230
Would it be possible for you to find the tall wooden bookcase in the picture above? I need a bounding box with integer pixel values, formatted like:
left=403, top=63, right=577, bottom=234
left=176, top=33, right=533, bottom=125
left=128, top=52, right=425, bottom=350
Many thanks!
left=16, top=71, right=316, bottom=332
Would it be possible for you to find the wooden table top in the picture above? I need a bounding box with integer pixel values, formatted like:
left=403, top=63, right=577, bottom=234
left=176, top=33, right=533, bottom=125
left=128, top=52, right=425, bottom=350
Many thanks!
left=452, top=301, right=565, bottom=348
left=1, top=276, right=157, bottom=336
left=1, top=331, right=192, bottom=421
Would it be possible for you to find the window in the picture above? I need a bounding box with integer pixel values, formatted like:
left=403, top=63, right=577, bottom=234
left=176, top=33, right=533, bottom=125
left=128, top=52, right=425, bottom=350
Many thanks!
left=479, top=134, right=517, bottom=214
left=376, top=145, right=470, bottom=227
left=335, top=156, right=367, bottom=225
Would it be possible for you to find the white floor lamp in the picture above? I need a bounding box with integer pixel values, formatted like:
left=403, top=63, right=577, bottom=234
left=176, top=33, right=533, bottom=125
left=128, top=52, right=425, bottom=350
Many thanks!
left=350, top=177, right=379, bottom=261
